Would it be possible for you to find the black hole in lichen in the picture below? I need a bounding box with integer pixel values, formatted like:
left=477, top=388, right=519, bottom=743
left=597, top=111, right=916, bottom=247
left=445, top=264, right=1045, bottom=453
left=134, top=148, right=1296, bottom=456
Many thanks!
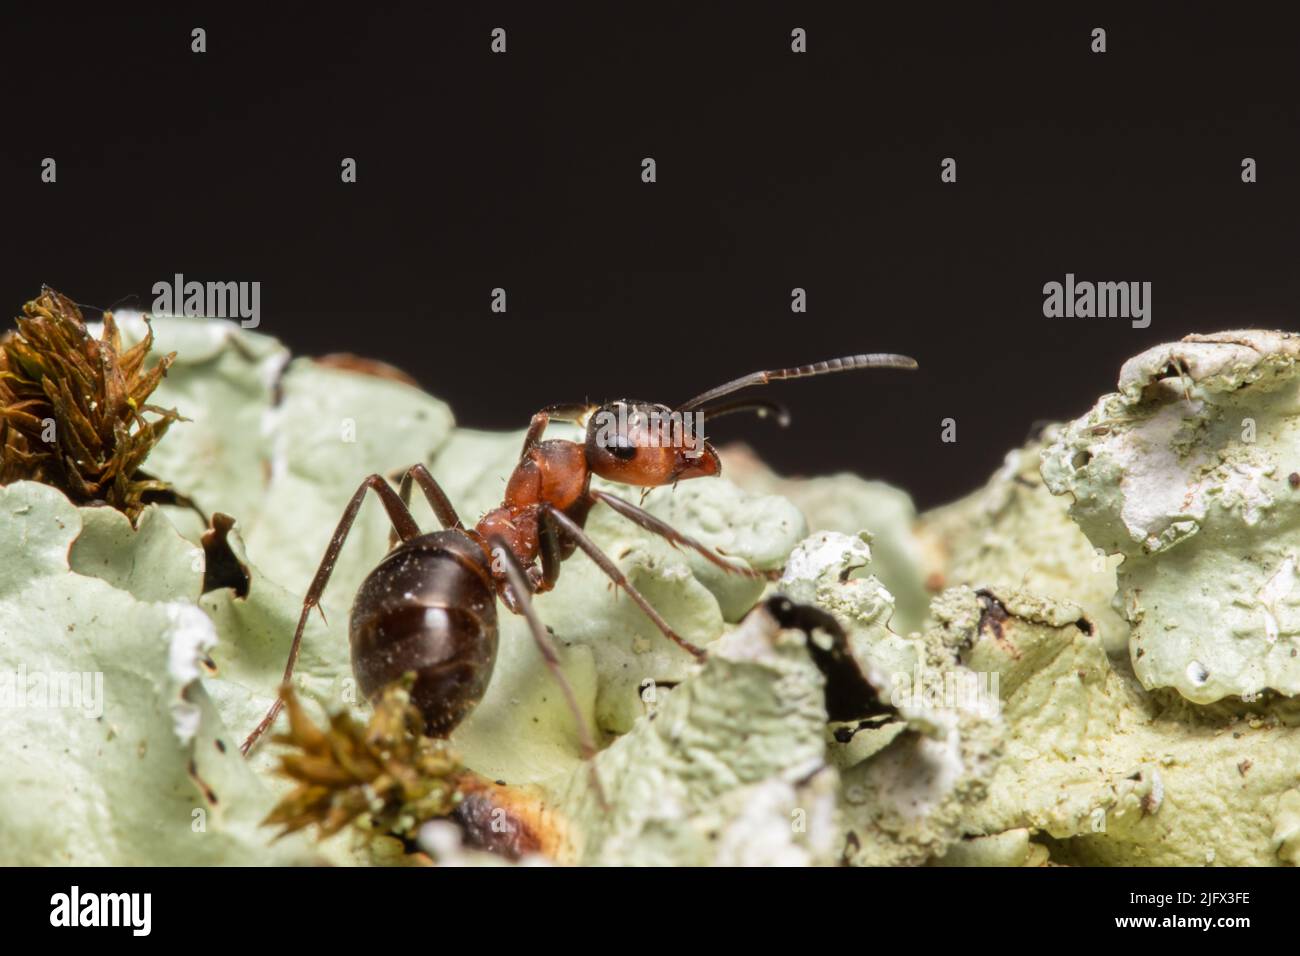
left=976, top=589, right=1010, bottom=641
left=201, top=513, right=251, bottom=598
left=765, top=595, right=891, bottom=723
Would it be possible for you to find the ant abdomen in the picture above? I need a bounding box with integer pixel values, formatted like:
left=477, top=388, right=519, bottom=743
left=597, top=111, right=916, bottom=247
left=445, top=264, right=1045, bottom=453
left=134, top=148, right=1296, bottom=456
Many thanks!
left=349, top=531, right=499, bottom=736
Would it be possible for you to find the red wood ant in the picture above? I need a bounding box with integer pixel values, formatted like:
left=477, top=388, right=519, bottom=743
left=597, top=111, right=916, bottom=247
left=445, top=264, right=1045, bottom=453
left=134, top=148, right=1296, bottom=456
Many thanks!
left=240, top=353, right=916, bottom=761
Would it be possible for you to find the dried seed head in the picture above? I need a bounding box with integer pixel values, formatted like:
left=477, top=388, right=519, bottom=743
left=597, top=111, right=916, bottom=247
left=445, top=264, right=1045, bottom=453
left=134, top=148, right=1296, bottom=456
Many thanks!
left=0, top=288, right=182, bottom=521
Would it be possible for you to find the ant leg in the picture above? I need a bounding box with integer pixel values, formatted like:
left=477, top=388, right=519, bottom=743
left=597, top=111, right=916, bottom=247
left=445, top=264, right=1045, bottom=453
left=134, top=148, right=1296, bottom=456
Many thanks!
left=487, top=535, right=607, bottom=804
left=519, top=403, right=597, bottom=458
left=519, top=414, right=549, bottom=459
left=588, top=489, right=769, bottom=581
left=402, top=464, right=463, bottom=529
left=541, top=505, right=707, bottom=659
left=538, top=507, right=565, bottom=589
left=389, top=464, right=462, bottom=548
left=694, top=397, right=791, bottom=426
left=241, top=475, right=422, bottom=756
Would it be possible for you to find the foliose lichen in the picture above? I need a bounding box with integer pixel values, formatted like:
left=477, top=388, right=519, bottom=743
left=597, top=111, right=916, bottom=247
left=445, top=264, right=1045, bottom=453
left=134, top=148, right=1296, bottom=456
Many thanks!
left=9, top=312, right=1300, bottom=867
left=1042, top=331, right=1300, bottom=703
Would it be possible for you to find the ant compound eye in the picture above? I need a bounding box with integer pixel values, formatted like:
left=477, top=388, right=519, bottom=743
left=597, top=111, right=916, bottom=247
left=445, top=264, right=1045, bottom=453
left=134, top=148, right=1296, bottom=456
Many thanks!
left=589, top=405, right=644, bottom=462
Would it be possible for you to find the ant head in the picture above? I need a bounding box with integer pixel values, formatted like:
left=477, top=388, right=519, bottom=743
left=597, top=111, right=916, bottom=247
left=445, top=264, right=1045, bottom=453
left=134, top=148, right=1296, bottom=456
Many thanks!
left=584, top=400, right=719, bottom=486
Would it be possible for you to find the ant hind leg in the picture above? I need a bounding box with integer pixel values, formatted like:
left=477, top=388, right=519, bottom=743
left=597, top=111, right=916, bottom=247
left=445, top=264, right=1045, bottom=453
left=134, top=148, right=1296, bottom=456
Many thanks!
left=241, top=474, right=422, bottom=756
left=389, top=463, right=462, bottom=548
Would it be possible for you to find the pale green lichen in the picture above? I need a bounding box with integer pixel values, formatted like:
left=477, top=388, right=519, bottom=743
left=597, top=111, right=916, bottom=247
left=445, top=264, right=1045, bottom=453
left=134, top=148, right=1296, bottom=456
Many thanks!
left=0, top=481, right=316, bottom=865
left=934, top=584, right=1300, bottom=865
left=932, top=828, right=1049, bottom=867
left=722, top=444, right=932, bottom=635
left=1042, top=330, right=1300, bottom=703
left=1273, top=789, right=1300, bottom=865
left=778, top=532, right=1003, bottom=865
left=550, top=603, right=839, bottom=865
left=917, top=430, right=1130, bottom=657
left=11, top=316, right=1300, bottom=867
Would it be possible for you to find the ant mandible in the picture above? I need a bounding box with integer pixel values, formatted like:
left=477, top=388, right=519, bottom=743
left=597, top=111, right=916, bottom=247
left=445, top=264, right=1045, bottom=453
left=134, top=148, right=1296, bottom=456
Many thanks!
left=240, top=352, right=917, bottom=759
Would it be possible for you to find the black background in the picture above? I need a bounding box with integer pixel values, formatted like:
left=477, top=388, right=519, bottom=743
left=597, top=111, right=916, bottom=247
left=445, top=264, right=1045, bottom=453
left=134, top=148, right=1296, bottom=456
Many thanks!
left=3, top=4, right=1297, bottom=508
left=6, top=864, right=1276, bottom=938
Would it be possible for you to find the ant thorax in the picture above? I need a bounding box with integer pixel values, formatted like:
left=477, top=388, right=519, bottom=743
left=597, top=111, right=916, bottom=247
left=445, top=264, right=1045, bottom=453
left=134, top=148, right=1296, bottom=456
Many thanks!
left=503, top=440, right=590, bottom=513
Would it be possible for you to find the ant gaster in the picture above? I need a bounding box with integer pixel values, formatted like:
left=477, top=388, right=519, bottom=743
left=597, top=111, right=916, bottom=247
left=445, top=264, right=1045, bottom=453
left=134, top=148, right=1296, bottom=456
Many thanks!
left=240, top=353, right=917, bottom=761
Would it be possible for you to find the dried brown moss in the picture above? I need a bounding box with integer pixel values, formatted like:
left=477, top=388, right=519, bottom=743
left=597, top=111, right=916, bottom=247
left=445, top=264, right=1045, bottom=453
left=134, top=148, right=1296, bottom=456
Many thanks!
left=0, top=288, right=181, bottom=522
left=265, top=679, right=465, bottom=841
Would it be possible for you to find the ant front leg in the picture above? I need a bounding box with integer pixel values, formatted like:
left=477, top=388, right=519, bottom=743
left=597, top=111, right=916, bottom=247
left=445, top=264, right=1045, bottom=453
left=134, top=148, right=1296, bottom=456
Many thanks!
left=541, top=505, right=707, bottom=659
left=588, top=489, right=772, bottom=581
left=388, top=463, right=463, bottom=549
left=241, top=474, right=422, bottom=756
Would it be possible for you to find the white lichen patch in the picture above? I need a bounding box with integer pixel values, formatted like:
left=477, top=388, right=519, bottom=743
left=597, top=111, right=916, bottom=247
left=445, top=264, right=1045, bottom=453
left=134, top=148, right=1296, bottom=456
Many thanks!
left=1256, top=554, right=1296, bottom=643
left=868, top=717, right=966, bottom=824
left=1110, top=399, right=1210, bottom=544
left=165, top=602, right=219, bottom=745
left=782, top=529, right=873, bottom=590
left=709, top=770, right=842, bottom=866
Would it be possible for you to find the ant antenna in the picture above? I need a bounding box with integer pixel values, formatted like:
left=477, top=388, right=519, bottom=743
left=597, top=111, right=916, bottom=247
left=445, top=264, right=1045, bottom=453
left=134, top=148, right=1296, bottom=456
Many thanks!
left=694, top=398, right=792, bottom=427
left=676, top=353, right=918, bottom=412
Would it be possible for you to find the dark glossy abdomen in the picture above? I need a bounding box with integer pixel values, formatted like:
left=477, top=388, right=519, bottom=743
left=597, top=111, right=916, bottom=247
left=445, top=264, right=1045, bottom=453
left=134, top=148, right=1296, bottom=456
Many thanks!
left=349, top=531, right=498, bottom=736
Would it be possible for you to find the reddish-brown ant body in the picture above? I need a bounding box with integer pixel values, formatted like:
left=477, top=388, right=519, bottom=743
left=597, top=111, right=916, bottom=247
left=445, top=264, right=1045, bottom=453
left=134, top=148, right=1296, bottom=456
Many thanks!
left=240, top=353, right=916, bottom=759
